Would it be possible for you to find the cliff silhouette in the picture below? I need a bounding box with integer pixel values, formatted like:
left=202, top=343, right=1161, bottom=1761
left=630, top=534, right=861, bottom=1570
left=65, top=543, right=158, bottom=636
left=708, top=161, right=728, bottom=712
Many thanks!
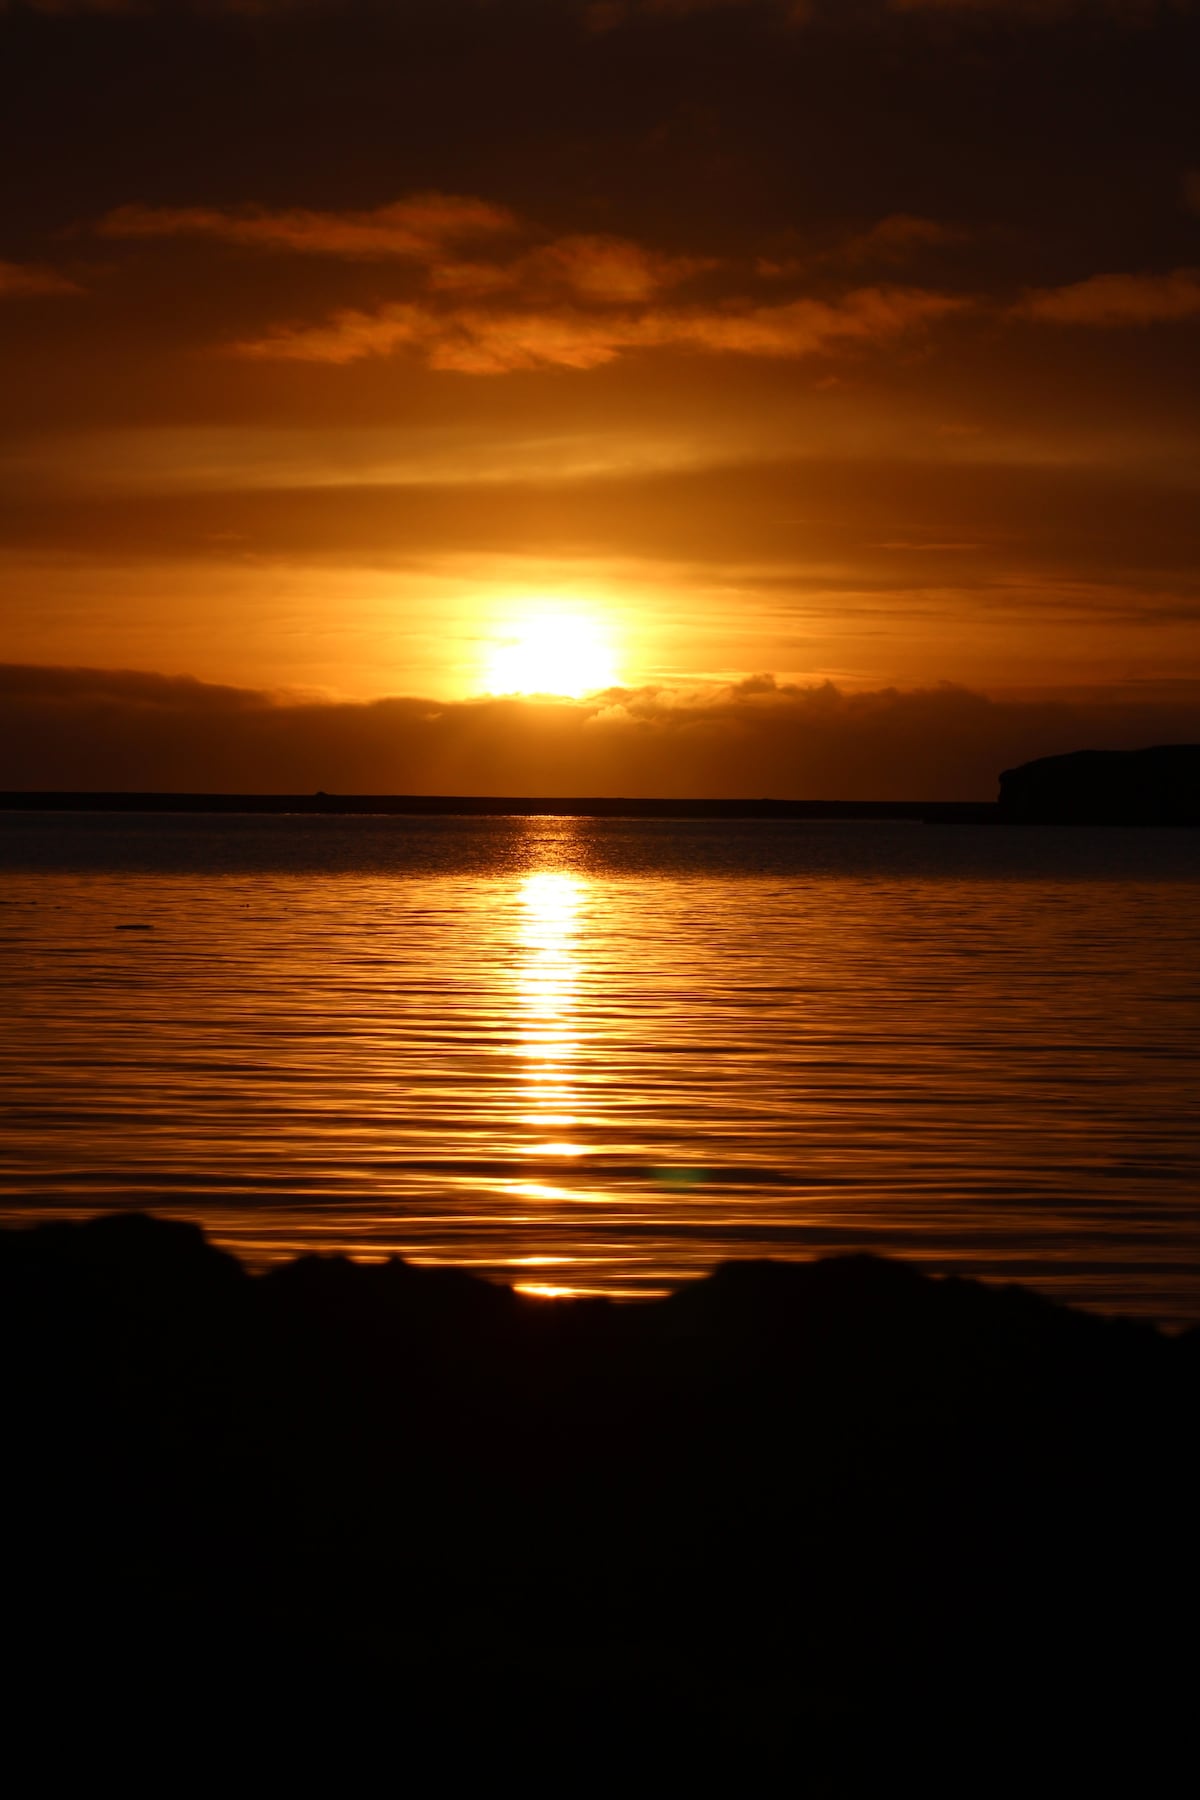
left=999, top=743, right=1200, bottom=824
left=4, top=1213, right=1196, bottom=1787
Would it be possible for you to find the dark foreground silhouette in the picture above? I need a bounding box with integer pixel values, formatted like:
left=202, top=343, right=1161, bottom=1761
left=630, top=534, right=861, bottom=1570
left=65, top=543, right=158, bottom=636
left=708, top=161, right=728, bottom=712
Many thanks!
left=4, top=1215, right=1197, bottom=1788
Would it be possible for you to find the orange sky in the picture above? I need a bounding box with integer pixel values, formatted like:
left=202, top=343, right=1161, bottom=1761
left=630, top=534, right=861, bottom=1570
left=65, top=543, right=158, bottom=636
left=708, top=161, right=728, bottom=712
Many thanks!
left=1, top=0, right=1198, bottom=795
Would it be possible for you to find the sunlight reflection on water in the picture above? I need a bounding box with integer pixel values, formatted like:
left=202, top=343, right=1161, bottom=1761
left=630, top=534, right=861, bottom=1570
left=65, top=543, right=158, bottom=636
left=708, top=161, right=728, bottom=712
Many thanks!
left=2, top=811, right=1200, bottom=1322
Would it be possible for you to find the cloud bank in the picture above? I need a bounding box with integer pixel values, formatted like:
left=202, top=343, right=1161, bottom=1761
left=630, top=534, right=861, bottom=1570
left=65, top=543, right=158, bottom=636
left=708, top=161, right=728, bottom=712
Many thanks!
left=0, top=259, right=81, bottom=297
left=98, top=194, right=518, bottom=260
left=91, top=182, right=1200, bottom=379
left=8, top=0, right=1193, bottom=16
left=98, top=190, right=961, bottom=373
left=232, top=285, right=964, bottom=372
left=1019, top=268, right=1200, bottom=326
left=5, top=663, right=1200, bottom=800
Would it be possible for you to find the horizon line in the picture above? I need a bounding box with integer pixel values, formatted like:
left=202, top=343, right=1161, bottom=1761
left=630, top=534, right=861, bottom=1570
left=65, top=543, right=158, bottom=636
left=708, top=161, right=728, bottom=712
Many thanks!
left=0, top=790, right=994, bottom=821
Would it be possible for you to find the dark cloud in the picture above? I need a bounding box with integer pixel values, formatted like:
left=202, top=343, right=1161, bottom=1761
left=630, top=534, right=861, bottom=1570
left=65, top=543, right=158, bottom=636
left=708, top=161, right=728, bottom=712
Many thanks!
left=1018, top=268, right=1200, bottom=325
left=813, top=214, right=968, bottom=269
left=85, top=182, right=1200, bottom=371
left=6, top=0, right=1193, bottom=16
left=97, top=194, right=519, bottom=259
left=6, top=0, right=1195, bottom=279
left=230, top=283, right=965, bottom=372
left=93, top=189, right=959, bottom=371
left=0, top=259, right=81, bottom=297
left=103, top=200, right=715, bottom=297
left=582, top=0, right=813, bottom=28
left=0, top=2, right=140, bottom=12
left=0, top=2, right=316, bottom=13
left=889, top=0, right=1193, bottom=14
left=5, top=662, right=1200, bottom=799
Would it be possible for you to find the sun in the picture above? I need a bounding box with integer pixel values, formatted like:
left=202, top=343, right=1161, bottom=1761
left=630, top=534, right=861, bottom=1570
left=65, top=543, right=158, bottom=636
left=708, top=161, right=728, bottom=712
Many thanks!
left=483, top=610, right=619, bottom=697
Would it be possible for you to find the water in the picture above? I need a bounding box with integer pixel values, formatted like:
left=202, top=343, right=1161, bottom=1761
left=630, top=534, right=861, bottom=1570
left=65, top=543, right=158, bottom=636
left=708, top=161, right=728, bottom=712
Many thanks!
left=3, top=810, right=1199, bottom=1324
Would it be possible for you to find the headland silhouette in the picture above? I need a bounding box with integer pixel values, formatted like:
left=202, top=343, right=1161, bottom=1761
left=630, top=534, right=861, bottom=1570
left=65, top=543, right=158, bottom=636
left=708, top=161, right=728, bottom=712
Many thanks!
left=999, top=744, right=1200, bottom=825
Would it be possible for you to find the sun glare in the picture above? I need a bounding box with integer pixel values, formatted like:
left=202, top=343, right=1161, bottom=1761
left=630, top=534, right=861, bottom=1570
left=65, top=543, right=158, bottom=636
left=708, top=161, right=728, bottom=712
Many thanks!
left=483, top=610, right=619, bottom=697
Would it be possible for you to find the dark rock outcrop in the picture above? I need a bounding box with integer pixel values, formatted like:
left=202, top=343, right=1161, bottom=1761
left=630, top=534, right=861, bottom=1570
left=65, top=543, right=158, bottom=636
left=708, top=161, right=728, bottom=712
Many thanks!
left=999, top=743, right=1200, bottom=824
left=2, top=1213, right=1196, bottom=1786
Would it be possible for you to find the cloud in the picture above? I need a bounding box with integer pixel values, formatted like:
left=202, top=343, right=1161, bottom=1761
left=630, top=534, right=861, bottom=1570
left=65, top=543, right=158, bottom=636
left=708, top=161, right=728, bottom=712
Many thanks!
left=96, top=188, right=711, bottom=304
left=5, top=662, right=1200, bottom=800
left=1018, top=268, right=1200, bottom=325
left=0, top=260, right=82, bottom=298
left=2, top=1, right=318, bottom=12
left=233, top=284, right=965, bottom=371
left=7, top=0, right=1192, bottom=19
left=888, top=0, right=1190, bottom=15
left=425, top=234, right=714, bottom=302
left=583, top=0, right=812, bottom=29
left=88, top=183, right=962, bottom=377
left=1, top=1, right=142, bottom=12
left=583, top=0, right=1191, bottom=26
left=758, top=215, right=964, bottom=282
left=517, top=236, right=715, bottom=303
left=97, top=194, right=518, bottom=260
left=830, top=214, right=966, bottom=266
left=589, top=0, right=1196, bottom=17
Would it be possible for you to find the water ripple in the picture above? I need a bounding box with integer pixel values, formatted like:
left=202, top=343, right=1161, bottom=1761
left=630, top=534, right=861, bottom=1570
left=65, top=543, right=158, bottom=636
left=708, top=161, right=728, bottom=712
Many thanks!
left=2, top=814, right=1199, bottom=1321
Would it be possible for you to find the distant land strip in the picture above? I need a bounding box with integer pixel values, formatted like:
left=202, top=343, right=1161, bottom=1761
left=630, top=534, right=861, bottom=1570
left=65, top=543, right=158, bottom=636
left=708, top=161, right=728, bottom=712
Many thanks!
left=0, top=791, right=997, bottom=823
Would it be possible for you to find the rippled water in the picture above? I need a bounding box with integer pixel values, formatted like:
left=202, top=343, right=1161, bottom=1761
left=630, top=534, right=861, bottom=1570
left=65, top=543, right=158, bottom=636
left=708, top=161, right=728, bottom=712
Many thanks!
left=3, top=811, right=1199, bottom=1323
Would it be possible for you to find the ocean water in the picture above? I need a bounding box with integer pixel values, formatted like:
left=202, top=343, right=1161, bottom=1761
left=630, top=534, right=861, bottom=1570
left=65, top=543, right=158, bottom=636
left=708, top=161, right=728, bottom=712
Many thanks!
left=2, top=810, right=1199, bottom=1324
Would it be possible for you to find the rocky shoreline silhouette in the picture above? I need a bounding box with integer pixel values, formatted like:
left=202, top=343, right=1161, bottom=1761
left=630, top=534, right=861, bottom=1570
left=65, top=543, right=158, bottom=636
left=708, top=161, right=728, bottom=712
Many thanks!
left=4, top=1213, right=1196, bottom=1786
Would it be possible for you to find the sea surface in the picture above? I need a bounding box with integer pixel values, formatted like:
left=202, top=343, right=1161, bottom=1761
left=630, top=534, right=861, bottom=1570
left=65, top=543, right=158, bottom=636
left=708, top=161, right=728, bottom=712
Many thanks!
left=2, top=810, right=1199, bottom=1324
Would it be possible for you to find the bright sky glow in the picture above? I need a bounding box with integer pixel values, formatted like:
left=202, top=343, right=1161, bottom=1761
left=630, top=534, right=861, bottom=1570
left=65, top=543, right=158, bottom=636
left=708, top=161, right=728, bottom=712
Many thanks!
left=483, top=611, right=620, bottom=697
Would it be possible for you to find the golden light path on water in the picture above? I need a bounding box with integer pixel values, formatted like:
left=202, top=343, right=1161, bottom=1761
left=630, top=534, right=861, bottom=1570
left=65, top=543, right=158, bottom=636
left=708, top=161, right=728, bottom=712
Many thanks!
left=507, top=871, right=594, bottom=1296
left=3, top=811, right=1200, bottom=1322
left=407, top=851, right=667, bottom=1297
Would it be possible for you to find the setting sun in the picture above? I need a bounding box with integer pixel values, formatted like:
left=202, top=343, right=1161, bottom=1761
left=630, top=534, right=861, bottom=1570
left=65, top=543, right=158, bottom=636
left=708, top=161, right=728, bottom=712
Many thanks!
left=483, top=611, right=619, bottom=697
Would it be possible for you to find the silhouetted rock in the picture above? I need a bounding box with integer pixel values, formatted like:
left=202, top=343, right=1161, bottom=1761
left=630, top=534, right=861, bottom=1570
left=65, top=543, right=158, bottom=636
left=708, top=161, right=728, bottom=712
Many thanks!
left=999, top=744, right=1200, bottom=824
left=2, top=1214, right=1195, bottom=1787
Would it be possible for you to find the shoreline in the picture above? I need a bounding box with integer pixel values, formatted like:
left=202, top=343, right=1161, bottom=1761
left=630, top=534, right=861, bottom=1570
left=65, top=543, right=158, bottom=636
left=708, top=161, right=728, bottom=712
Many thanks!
left=6, top=790, right=1198, bottom=825
left=1, top=789, right=994, bottom=821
